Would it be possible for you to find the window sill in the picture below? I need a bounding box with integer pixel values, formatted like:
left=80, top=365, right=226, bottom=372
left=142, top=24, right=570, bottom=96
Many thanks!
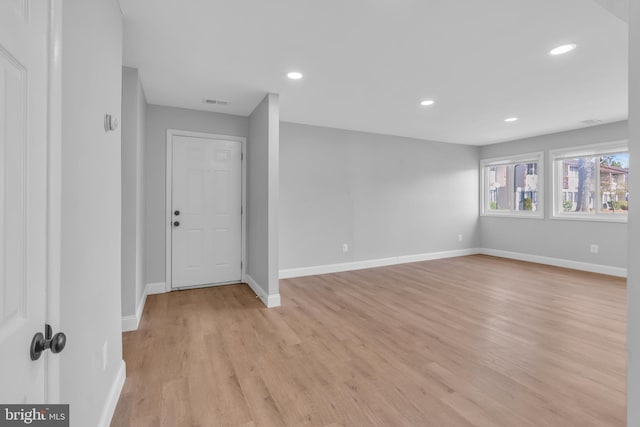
left=552, top=214, right=628, bottom=223
left=480, top=212, right=544, bottom=220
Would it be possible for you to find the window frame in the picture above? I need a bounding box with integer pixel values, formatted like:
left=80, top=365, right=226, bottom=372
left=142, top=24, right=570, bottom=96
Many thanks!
left=550, top=140, right=629, bottom=223
left=480, top=151, right=544, bottom=218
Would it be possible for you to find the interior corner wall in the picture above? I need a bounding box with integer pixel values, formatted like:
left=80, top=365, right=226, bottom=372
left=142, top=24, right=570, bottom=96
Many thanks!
left=121, top=67, right=147, bottom=318
left=279, top=122, right=480, bottom=271
left=144, top=105, right=248, bottom=285
left=60, top=0, right=124, bottom=425
left=247, top=94, right=280, bottom=302
left=628, top=1, right=639, bottom=425
left=136, top=72, right=147, bottom=308
left=479, top=121, right=628, bottom=269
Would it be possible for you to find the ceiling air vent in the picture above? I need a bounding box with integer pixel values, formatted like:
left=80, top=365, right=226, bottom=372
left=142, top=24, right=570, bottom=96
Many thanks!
left=581, top=119, right=603, bottom=125
left=203, top=98, right=229, bottom=106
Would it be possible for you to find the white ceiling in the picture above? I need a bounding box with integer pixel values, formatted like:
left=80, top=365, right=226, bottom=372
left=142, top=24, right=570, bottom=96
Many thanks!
left=119, top=0, right=628, bottom=145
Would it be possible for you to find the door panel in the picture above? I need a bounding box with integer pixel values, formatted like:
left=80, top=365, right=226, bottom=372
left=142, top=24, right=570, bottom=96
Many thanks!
left=0, top=0, right=50, bottom=403
left=171, top=136, right=242, bottom=288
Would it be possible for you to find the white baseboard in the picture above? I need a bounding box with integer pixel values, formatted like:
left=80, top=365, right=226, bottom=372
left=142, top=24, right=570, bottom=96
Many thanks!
left=279, top=248, right=479, bottom=279
left=479, top=248, right=627, bottom=277
left=278, top=247, right=626, bottom=279
left=121, top=314, right=138, bottom=333
left=245, top=274, right=281, bottom=308
left=146, top=281, right=167, bottom=295
left=121, top=282, right=166, bottom=332
left=121, top=289, right=146, bottom=332
left=97, top=360, right=126, bottom=427
left=267, top=293, right=281, bottom=308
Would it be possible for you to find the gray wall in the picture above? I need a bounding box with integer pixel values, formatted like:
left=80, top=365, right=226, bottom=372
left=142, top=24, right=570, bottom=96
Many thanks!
left=247, top=94, right=280, bottom=298
left=628, top=2, right=639, bottom=425
left=279, top=122, right=481, bottom=270
left=479, top=121, right=628, bottom=269
left=145, top=105, right=248, bottom=284
left=60, top=0, right=124, bottom=425
left=121, top=67, right=146, bottom=317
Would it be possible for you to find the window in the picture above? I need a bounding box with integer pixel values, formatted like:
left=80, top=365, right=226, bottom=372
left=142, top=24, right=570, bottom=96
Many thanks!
left=480, top=152, right=543, bottom=217
left=551, top=141, right=629, bottom=221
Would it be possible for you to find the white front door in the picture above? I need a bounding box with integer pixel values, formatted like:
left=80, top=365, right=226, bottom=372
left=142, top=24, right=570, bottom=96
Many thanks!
left=0, top=1, right=52, bottom=403
left=171, top=136, right=242, bottom=289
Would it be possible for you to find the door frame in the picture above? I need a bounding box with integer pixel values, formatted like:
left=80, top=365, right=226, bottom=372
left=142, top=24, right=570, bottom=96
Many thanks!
left=165, top=129, right=247, bottom=292
left=46, top=0, right=63, bottom=403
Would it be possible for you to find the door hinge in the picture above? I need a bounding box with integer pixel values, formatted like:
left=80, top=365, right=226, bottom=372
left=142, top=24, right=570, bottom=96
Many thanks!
left=241, top=261, right=243, bottom=269
left=241, top=152, right=244, bottom=161
left=241, top=206, right=243, bottom=215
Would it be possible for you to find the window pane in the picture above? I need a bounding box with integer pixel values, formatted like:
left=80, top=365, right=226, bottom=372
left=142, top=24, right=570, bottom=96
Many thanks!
left=513, top=162, right=538, bottom=211
left=488, top=165, right=508, bottom=210
left=599, top=153, right=629, bottom=215
left=560, top=157, right=596, bottom=213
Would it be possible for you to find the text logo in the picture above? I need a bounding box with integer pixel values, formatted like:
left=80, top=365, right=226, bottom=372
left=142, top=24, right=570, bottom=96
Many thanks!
left=0, top=405, right=68, bottom=426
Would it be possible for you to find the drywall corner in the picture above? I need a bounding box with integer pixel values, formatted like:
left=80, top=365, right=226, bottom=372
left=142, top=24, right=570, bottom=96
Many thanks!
left=247, top=94, right=280, bottom=305
left=628, top=1, right=639, bottom=425
left=121, top=66, right=147, bottom=319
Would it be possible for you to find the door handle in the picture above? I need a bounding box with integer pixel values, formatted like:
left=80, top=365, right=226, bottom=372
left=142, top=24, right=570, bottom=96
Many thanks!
left=173, top=221, right=180, bottom=227
left=30, top=324, right=66, bottom=361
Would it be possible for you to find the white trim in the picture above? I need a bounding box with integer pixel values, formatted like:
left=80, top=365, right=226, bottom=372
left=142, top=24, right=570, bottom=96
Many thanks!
left=97, top=360, right=126, bottom=427
left=267, top=293, right=281, bottom=308
left=146, top=281, right=166, bottom=295
left=121, top=314, right=138, bottom=333
left=279, top=249, right=479, bottom=279
left=121, top=289, right=145, bottom=333
left=549, top=139, right=629, bottom=160
left=245, top=274, right=281, bottom=308
left=241, top=134, right=247, bottom=284
left=245, top=274, right=267, bottom=304
left=45, top=0, right=63, bottom=404
left=172, top=280, right=241, bottom=291
left=550, top=140, right=629, bottom=221
left=551, top=213, right=628, bottom=223
left=480, top=151, right=544, bottom=218
left=165, top=129, right=247, bottom=292
left=267, top=94, right=280, bottom=304
left=480, top=151, right=545, bottom=166
left=278, top=248, right=626, bottom=279
left=479, top=212, right=545, bottom=220
left=121, top=282, right=166, bottom=332
left=479, top=248, right=627, bottom=277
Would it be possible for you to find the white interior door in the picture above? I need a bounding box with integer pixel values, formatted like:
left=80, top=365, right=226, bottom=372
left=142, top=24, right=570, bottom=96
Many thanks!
left=171, top=136, right=242, bottom=289
left=0, top=1, right=51, bottom=403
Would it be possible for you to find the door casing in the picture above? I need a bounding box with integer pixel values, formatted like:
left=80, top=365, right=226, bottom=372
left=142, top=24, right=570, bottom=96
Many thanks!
left=165, top=129, right=247, bottom=292
left=46, top=0, right=63, bottom=404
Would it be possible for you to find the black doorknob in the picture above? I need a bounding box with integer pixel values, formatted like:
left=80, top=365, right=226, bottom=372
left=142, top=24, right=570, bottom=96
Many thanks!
left=50, top=332, right=66, bottom=354
left=30, top=325, right=67, bottom=361
left=30, top=332, right=45, bottom=361
left=174, top=210, right=180, bottom=216
left=173, top=221, right=180, bottom=227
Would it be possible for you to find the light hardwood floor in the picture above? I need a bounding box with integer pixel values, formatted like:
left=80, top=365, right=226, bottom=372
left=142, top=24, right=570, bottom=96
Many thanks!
left=111, top=255, right=626, bottom=426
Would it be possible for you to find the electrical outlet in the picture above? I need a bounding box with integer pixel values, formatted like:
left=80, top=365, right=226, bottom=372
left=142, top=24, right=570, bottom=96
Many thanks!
left=458, top=234, right=463, bottom=242
left=102, top=340, right=108, bottom=370
left=342, top=243, right=349, bottom=253
left=590, top=244, right=599, bottom=254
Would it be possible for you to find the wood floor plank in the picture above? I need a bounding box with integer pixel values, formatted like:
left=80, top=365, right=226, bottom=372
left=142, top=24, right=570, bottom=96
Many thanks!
left=111, top=255, right=626, bottom=426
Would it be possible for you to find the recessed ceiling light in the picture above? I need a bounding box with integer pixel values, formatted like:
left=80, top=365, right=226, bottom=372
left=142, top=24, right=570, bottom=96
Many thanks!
left=504, top=117, right=519, bottom=122
left=419, top=99, right=435, bottom=106
left=287, top=71, right=303, bottom=80
left=549, top=43, right=577, bottom=56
